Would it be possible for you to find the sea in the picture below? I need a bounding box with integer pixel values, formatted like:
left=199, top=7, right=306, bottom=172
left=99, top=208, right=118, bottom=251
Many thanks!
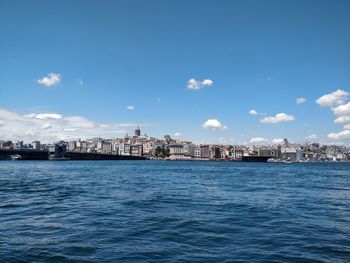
left=0, top=160, right=349, bottom=262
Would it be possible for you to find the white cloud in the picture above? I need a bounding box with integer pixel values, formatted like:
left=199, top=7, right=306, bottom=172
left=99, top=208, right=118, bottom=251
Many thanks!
left=334, top=116, right=350, bottom=124
left=32, top=113, right=62, bottom=120
left=250, top=137, right=268, bottom=144
left=173, top=132, right=182, bottom=137
left=249, top=109, right=258, bottom=115
left=202, top=79, right=213, bottom=86
left=328, top=116, right=350, bottom=140
left=260, top=113, right=295, bottom=124
left=316, top=89, right=349, bottom=107
left=331, top=102, right=350, bottom=116
left=61, top=116, right=96, bottom=128
left=316, top=90, right=350, bottom=141
left=126, top=105, right=135, bottom=110
left=296, top=97, right=306, bottom=104
left=37, top=73, right=61, bottom=87
left=187, top=78, right=214, bottom=90
left=23, top=113, right=36, bottom=118
left=0, top=108, right=142, bottom=143
left=202, top=119, right=227, bottom=130
left=305, top=134, right=318, bottom=141
left=328, top=130, right=350, bottom=140
left=40, top=123, right=52, bottom=130
left=271, top=138, right=284, bottom=144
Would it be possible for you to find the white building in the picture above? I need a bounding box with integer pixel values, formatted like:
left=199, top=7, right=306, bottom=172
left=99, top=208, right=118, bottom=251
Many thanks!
left=183, top=143, right=195, bottom=157
left=169, top=144, right=184, bottom=157
left=194, top=146, right=201, bottom=158
left=32, top=141, right=41, bottom=150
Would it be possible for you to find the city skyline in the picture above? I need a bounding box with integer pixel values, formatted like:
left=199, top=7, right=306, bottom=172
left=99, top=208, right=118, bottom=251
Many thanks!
left=2, top=126, right=348, bottom=163
left=1, top=0, right=350, bottom=144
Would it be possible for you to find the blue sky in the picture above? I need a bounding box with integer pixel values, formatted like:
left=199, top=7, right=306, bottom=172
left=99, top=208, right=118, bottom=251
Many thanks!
left=1, top=0, right=350, bottom=144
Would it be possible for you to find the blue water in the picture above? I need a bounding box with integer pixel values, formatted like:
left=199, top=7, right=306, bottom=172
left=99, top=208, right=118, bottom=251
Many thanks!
left=1, top=161, right=350, bottom=262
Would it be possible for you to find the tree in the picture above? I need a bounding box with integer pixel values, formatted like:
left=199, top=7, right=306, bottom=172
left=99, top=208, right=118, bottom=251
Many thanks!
left=155, top=146, right=162, bottom=158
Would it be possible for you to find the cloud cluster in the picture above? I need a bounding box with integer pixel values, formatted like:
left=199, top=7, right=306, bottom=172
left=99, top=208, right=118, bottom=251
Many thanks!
left=271, top=138, right=284, bottom=144
left=316, top=89, right=349, bottom=107
left=249, top=109, right=258, bottom=115
left=316, top=89, right=350, bottom=140
left=249, top=137, right=285, bottom=144
left=187, top=78, right=213, bottom=90
left=305, top=134, right=318, bottom=141
left=202, top=119, right=228, bottom=130
left=334, top=116, right=350, bottom=124
left=328, top=130, right=350, bottom=140
left=250, top=137, right=268, bottom=144
left=0, top=108, right=140, bottom=143
left=37, top=73, right=61, bottom=87
left=126, top=105, right=135, bottom=110
left=260, top=113, right=295, bottom=124
left=331, top=102, right=350, bottom=116
left=23, top=113, right=63, bottom=120
left=296, top=97, right=306, bottom=104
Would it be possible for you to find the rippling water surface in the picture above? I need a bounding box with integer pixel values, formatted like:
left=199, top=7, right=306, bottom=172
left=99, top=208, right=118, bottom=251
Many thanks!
left=1, top=160, right=350, bottom=262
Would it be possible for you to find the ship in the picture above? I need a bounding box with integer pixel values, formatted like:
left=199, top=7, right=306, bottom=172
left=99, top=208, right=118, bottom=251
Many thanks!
left=241, top=156, right=271, bottom=162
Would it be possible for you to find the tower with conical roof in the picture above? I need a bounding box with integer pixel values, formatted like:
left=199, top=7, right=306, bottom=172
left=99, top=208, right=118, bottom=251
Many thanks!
left=135, top=126, right=141, bottom=137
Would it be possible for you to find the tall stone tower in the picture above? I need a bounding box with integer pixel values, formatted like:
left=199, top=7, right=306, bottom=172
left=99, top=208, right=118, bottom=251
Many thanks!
left=135, top=126, right=141, bottom=137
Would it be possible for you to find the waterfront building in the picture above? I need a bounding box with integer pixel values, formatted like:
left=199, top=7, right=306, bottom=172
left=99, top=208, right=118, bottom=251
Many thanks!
left=183, top=143, right=195, bottom=157
left=222, top=146, right=232, bottom=159
left=234, top=149, right=244, bottom=160
left=102, top=143, right=112, bottom=154
left=336, top=153, right=344, bottom=161
left=142, top=141, right=155, bottom=156
left=97, top=141, right=103, bottom=152
left=194, top=146, right=201, bottom=158
left=169, top=144, right=184, bottom=158
left=81, top=141, right=87, bottom=150
left=113, top=142, right=119, bottom=155
left=258, top=147, right=280, bottom=158
left=282, top=147, right=297, bottom=161
left=200, top=145, right=210, bottom=159
left=118, top=142, right=124, bottom=155
left=123, top=143, right=131, bottom=155
left=131, top=144, right=143, bottom=156
left=1, top=141, right=13, bottom=149
left=32, top=141, right=41, bottom=150
left=212, top=146, right=221, bottom=159
left=296, top=148, right=304, bottom=162
left=14, top=141, right=23, bottom=149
